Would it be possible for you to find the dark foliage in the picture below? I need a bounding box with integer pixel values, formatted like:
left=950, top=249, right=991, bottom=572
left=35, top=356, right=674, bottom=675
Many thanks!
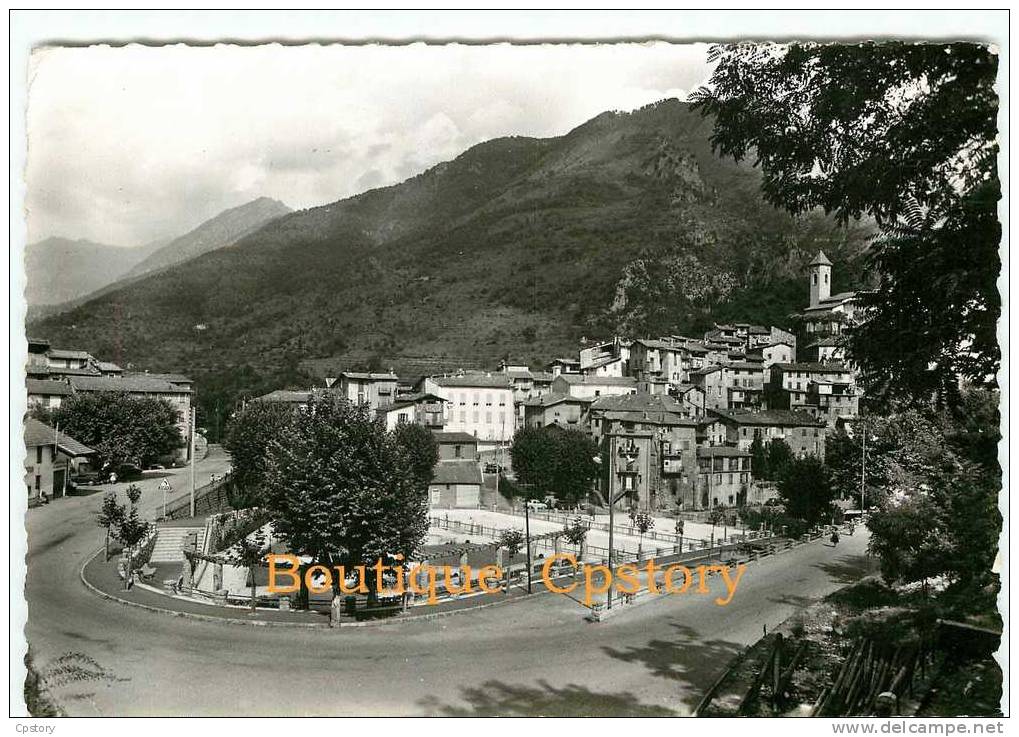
left=692, top=42, right=1000, bottom=404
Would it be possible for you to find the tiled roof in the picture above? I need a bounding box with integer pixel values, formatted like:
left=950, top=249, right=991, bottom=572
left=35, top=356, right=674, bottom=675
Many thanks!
left=47, top=348, right=94, bottom=360
left=23, top=418, right=95, bottom=456
left=26, top=379, right=72, bottom=396
left=530, top=371, right=555, bottom=383
left=430, top=461, right=483, bottom=485
left=600, top=410, right=698, bottom=427
left=431, top=374, right=514, bottom=389
left=43, top=366, right=101, bottom=377
left=590, top=392, right=687, bottom=414
left=725, top=362, right=766, bottom=371
left=523, top=393, right=592, bottom=408
left=382, top=392, right=445, bottom=411
left=690, top=365, right=723, bottom=376
left=70, top=375, right=191, bottom=394
left=803, top=292, right=858, bottom=312
left=583, top=355, right=622, bottom=370
left=810, top=250, right=833, bottom=266
left=772, top=362, right=851, bottom=372
left=340, top=371, right=399, bottom=381
left=554, top=375, right=637, bottom=386
left=709, top=408, right=826, bottom=428
left=123, top=371, right=191, bottom=384
left=634, top=338, right=684, bottom=351
left=251, top=389, right=314, bottom=404
left=431, top=431, right=478, bottom=444
left=97, top=362, right=123, bottom=372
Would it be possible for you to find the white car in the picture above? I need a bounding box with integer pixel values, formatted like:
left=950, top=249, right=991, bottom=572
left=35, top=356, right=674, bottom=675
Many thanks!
left=526, top=499, right=548, bottom=511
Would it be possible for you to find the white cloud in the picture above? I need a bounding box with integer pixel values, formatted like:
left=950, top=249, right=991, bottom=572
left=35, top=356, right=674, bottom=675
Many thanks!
left=25, top=42, right=712, bottom=246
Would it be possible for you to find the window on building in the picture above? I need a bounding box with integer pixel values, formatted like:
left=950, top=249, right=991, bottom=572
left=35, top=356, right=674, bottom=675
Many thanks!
left=36, top=446, right=42, bottom=464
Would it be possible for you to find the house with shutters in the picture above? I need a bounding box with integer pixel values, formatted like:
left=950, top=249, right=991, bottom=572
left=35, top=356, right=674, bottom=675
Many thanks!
left=688, top=365, right=730, bottom=410
left=333, top=371, right=399, bottom=411
left=708, top=408, right=828, bottom=459
left=551, top=374, right=637, bottom=401
left=26, top=378, right=73, bottom=410
left=377, top=393, right=446, bottom=431
left=418, top=373, right=515, bottom=451
left=23, top=418, right=96, bottom=503
left=696, top=446, right=752, bottom=508
left=766, top=362, right=860, bottom=427
left=522, top=393, right=592, bottom=429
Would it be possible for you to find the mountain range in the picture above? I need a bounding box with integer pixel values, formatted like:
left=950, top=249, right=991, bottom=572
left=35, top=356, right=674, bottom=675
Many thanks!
left=24, top=237, right=164, bottom=307
left=28, top=98, right=874, bottom=436
left=25, top=197, right=291, bottom=317
left=124, top=197, right=291, bottom=278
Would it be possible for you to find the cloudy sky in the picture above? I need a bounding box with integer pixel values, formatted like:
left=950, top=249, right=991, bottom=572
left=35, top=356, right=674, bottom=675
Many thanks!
left=26, top=42, right=712, bottom=247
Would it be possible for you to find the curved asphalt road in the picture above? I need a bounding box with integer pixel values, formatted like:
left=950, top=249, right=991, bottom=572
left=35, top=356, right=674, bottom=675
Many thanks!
left=23, top=445, right=875, bottom=716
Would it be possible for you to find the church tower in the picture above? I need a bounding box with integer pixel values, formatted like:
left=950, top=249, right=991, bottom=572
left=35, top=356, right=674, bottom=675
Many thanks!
left=809, top=250, right=833, bottom=307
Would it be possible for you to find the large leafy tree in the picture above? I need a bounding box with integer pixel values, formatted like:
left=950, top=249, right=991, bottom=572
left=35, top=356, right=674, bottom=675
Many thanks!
left=777, top=456, right=837, bottom=525
left=509, top=426, right=558, bottom=499
left=510, top=426, right=599, bottom=506
left=391, top=423, right=439, bottom=489
left=692, top=42, right=1000, bottom=403
left=551, top=428, right=600, bottom=507
left=260, top=398, right=429, bottom=605
left=855, top=389, right=1000, bottom=602
left=52, top=391, right=184, bottom=468
left=223, top=400, right=299, bottom=505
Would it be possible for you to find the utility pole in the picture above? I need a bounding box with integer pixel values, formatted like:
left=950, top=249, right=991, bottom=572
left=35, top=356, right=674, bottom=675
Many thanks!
left=524, top=497, right=532, bottom=593
left=606, top=486, right=630, bottom=610
left=189, top=410, right=196, bottom=518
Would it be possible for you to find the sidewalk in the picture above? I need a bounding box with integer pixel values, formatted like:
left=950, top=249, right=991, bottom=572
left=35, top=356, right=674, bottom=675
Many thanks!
left=80, top=547, right=566, bottom=627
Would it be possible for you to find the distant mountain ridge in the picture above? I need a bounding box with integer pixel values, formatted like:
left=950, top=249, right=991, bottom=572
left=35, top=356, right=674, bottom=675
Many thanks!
left=125, top=197, right=291, bottom=278
left=24, top=237, right=164, bottom=306
left=30, top=99, right=873, bottom=427
left=26, top=196, right=293, bottom=320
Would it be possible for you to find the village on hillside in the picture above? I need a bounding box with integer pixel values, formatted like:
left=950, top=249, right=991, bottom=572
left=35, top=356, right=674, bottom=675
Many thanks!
left=25, top=251, right=860, bottom=516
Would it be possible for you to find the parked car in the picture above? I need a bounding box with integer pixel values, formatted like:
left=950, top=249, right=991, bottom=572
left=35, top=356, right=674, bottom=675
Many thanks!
left=70, top=470, right=101, bottom=486
left=484, top=462, right=504, bottom=474
left=110, top=464, right=144, bottom=482
left=526, top=499, right=548, bottom=511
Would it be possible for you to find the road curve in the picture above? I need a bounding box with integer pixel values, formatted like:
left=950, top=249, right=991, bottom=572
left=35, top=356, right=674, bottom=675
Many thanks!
left=23, top=447, right=875, bottom=716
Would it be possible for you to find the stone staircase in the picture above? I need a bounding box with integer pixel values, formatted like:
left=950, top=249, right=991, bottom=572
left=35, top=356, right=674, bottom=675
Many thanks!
left=150, top=526, right=207, bottom=563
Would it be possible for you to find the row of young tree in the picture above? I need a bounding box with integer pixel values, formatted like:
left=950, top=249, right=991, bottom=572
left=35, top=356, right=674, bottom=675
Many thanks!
left=223, top=397, right=439, bottom=608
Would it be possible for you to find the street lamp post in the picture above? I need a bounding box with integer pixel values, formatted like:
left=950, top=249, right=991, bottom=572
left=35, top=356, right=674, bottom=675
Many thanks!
left=524, top=497, right=532, bottom=593
left=606, top=487, right=629, bottom=610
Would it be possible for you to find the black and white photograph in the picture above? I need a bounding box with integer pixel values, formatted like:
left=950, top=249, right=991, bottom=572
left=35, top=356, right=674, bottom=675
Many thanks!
left=10, top=10, right=1007, bottom=722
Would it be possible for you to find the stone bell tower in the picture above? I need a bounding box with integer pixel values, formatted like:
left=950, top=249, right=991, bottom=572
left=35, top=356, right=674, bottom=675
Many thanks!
left=809, top=250, right=833, bottom=307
